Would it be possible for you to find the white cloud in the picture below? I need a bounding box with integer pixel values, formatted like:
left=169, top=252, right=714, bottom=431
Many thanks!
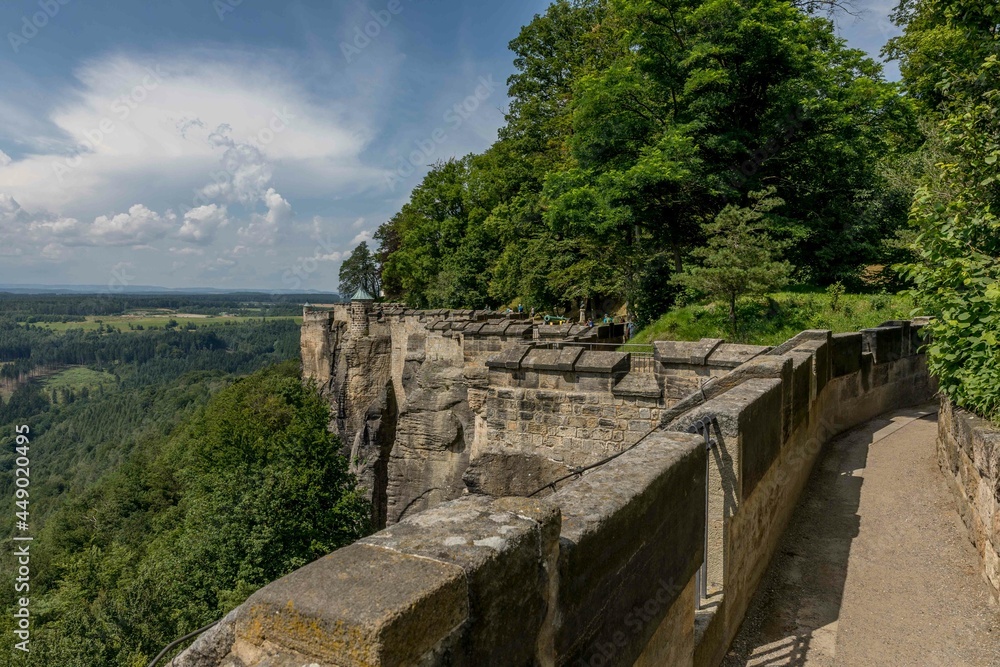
left=90, top=204, right=176, bottom=246
left=350, top=229, right=374, bottom=245
left=0, top=193, right=83, bottom=250
left=0, top=43, right=447, bottom=286
left=238, top=187, right=292, bottom=246
left=178, top=204, right=230, bottom=244
left=40, top=243, right=71, bottom=260
left=2, top=194, right=174, bottom=252
left=197, top=125, right=274, bottom=205
left=0, top=193, right=25, bottom=222
left=169, top=246, right=205, bottom=256
left=0, top=50, right=387, bottom=218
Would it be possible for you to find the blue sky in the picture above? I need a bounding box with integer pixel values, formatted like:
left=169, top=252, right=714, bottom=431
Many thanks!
left=0, top=0, right=901, bottom=291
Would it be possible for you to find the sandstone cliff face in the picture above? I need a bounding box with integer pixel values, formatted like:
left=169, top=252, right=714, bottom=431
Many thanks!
left=384, top=359, right=488, bottom=524
left=300, top=311, right=337, bottom=389
left=302, top=307, right=625, bottom=528
left=303, top=308, right=494, bottom=528
left=334, top=334, right=396, bottom=528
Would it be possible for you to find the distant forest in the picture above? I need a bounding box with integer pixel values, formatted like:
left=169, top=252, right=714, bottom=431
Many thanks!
left=0, top=292, right=338, bottom=321
left=0, top=294, right=371, bottom=665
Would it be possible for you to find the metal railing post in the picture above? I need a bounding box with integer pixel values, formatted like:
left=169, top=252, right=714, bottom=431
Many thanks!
left=688, top=415, right=716, bottom=610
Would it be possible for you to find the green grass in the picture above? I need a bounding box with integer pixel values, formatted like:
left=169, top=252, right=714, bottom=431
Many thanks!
left=26, top=315, right=302, bottom=332
left=632, top=288, right=917, bottom=346
left=41, top=367, right=118, bottom=395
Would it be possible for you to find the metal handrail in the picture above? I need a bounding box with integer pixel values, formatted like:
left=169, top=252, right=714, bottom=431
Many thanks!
left=147, top=620, right=220, bottom=667
left=687, top=415, right=718, bottom=611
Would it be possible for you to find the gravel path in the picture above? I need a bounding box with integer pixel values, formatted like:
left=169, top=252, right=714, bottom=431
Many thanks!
left=723, top=406, right=1000, bottom=667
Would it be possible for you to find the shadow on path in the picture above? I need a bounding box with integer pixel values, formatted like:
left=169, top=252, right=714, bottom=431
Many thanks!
left=723, top=405, right=1000, bottom=667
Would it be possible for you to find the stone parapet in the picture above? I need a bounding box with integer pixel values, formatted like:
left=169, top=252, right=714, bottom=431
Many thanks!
left=551, top=430, right=705, bottom=666
left=654, top=338, right=724, bottom=365
left=251, top=313, right=938, bottom=667
left=659, top=325, right=935, bottom=667
left=654, top=339, right=769, bottom=378
left=937, top=396, right=1000, bottom=600
left=173, top=434, right=705, bottom=667
left=831, top=331, right=863, bottom=377
left=861, top=325, right=905, bottom=364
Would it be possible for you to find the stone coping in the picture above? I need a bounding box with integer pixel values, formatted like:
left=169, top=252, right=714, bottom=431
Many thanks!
left=486, top=345, right=630, bottom=375
left=176, top=433, right=705, bottom=667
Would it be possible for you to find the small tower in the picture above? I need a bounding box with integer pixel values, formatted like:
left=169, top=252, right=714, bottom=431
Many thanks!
left=349, top=287, right=375, bottom=337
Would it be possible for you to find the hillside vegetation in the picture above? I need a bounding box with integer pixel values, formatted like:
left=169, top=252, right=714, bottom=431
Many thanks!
left=356, top=0, right=998, bottom=421
left=0, top=296, right=372, bottom=666
left=888, top=0, right=1000, bottom=421
left=632, top=289, right=915, bottom=346
left=0, top=364, right=370, bottom=666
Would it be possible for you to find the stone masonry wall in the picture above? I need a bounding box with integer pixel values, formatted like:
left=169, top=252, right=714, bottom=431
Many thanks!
left=937, top=395, right=1000, bottom=600
left=466, top=341, right=769, bottom=497
left=666, top=325, right=936, bottom=667
left=173, top=430, right=707, bottom=667
left=303, top=306, right=581, bottom=526
left=177, top=320, right=935, bottom=667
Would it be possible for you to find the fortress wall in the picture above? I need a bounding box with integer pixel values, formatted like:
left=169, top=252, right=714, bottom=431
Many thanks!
left=667, top=326, right=936, bottom=667
left=303, top=306, right=616, bottom=527
left=177, top=321, right=935, bottom=667
left=300, top=308, right=337, bottom=389
left=174, top=430, right=707, bottom=667
left=653, top=339, right=771, bottom=379
left=937, top=396, right=1000, bottom=600
left=467, top=348, right=675, bottom=496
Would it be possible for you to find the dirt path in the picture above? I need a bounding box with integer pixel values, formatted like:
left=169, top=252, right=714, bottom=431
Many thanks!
left=724, top=406, right=1000, bottom=667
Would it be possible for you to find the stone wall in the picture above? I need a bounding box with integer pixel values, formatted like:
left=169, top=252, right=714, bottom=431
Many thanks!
left=303, top=306, right=761, bottom=526
left=302, top=306, right=608, bottom=527
left=467, top=341, right=770, bottom=497
left=172, top=430, right=707, bottom=667
left=668, top=324, right=936, bottom=667
left=937, top=395, right=1000, bottom=599
left=177, top=320, right=936, bottom=667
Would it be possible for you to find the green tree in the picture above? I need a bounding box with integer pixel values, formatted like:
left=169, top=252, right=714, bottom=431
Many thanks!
left=893, top=0, right=1000, bottom=419
left=377, top=0, right=913, bottom=315
left=0, top=362, right=371, bottom=666
left=338, top=241, right=382, bottom=299
left=674, top=189, right=792, bottom=337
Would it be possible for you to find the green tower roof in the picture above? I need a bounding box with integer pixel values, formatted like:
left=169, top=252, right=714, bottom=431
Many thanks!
left=351, top=287, right=375, bottom=301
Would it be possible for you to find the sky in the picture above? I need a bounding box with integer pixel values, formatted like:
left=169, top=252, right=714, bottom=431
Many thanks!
left=0, top=0, right=902, bottom=292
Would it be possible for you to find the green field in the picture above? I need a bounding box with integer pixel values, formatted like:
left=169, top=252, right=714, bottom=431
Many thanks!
left=27, top=314, right=303, bottom=332
left=41, top=366, right=118, bottom=396
left=632, top=289, right=917, bottom=346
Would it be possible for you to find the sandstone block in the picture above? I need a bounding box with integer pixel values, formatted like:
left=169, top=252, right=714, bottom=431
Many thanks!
left=551, top=430, right=704, bottom=666
left=234, top=544, right=468, bottom=667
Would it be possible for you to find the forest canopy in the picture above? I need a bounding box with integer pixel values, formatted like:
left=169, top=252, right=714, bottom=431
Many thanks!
left=373, top=0, right=918, bottom=321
